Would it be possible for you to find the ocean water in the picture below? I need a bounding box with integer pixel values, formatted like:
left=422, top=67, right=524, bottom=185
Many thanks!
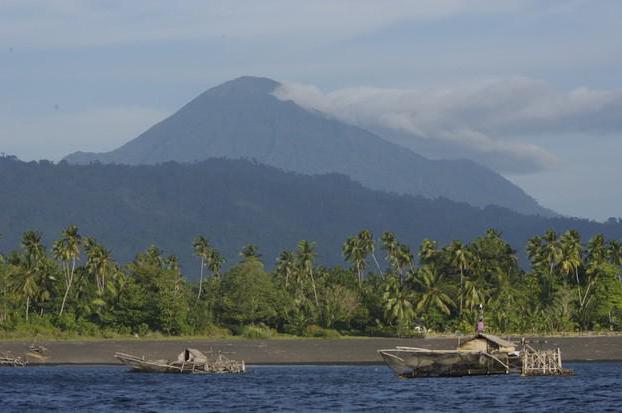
left=0, top=363, right=620, bottom=412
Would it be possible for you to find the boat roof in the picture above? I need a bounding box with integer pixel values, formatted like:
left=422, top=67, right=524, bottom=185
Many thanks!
left=462, top=333, right=516, bottom=348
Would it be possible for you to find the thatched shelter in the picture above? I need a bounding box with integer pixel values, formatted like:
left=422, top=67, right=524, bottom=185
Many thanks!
left=458, top=333, right=516, bottom=353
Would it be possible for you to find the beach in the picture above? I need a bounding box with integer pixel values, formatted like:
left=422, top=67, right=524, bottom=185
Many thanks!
left=2, top=335, right=621, bottom=365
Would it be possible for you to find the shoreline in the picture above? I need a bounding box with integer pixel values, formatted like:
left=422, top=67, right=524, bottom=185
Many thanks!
left=2, top=335, right=622, bottom=365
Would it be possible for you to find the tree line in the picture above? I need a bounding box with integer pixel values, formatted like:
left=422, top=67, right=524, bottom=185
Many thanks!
left=1, top=226, right=621, bottom=338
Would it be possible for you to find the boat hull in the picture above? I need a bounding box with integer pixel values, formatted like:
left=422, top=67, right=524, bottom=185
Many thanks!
left=114, top=352, right=245, bottom=374
left=378, top=349, right=511, bottom=377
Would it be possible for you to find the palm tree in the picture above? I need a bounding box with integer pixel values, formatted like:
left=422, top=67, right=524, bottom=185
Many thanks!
left=396, top=243, right=415, bottom=278
left=418, top=239, right=438, bottom=266
left=297, top=240, right=320, bottom=312
left=52, top=225, right=81, bottom=316
left=542, top=229, right=562, bottom=286
left=358, top=230, right=383, bottom=275
left=383, top=277, right=415, bottom=333
left=192, top=236, right=211, bottom=300
left=461, top=279, right=486, bottom=314
left=587, top=234, right=606, bottom=264
left=13, top=233, right=43, bottom=321
left=381, top=232, right=398, bottom=271
left=414, top=265, right=454, bottom=316
left=84, top=237, right=113, bottom=296
left=575, top=234, right=608, bottom=318
left=276, top=250, right=296, bottom=289
left=208, top=249, right=225, bottom=279
left=526, top=236, right=544, bottom=270
left=448, top=240, right=473, bottom=317
left=342, top=236, right=366, bottom=285
left=607, top=240, right=622, bottom=282
left=559, top=230, right=582, bottom=300
left=240, top=244, right=260, bottom=260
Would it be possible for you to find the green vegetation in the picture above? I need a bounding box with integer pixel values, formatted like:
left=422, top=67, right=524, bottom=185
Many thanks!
left=1, top=226, right=621, bottom=339
left=2, top=155, right=622, bottom=273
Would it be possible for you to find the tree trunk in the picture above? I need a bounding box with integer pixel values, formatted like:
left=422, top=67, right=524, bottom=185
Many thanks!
left=459, top=268, right=464, bottom=318
left=309, top=269, right=321, bottom=319
left=574, top=267, right=582, bottom=309
left=196, top=257, right=204, bottom=301
left=371, top=253, right=383, bottom=278
left=25, top=296, right=30, bottom=321
left=356, top=262, right=362, bottom=286
left=59, top=259, right=76, bottom=316
left=59, top=282, right=71, bottom=316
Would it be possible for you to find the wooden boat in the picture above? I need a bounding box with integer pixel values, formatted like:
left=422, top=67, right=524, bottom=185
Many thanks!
left=115, top=348, right=245, bottom=374
left=379, top=333, right=572, bottom=378
left=379, top=334, right=519, bottom=377
left=0, top=352, right=27, bottom=367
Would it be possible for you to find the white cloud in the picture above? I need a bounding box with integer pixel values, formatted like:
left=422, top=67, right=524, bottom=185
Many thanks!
left=0, top=106, right=169, bottom=161
left=273, top=77, right=622, bottom=173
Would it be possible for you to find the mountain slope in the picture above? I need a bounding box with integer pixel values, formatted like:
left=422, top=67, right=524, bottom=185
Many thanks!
left=1, top=156, right=619, bottom=277
left=64, top=76, right=553, bottom=216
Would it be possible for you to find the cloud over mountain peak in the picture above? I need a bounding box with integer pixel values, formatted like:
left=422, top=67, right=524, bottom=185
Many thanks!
left=274, top=77, right=622, bottom=174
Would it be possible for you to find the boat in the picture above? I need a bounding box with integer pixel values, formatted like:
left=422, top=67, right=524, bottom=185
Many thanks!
left=379, top=333, right=520, bottom=377
left=115, top=348, right=246, bottom=374
left=0, top=352, right=27, bottom=367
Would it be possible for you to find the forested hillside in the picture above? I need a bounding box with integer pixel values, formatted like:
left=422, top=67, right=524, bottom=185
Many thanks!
left=1, top=156, right=620, bottom=276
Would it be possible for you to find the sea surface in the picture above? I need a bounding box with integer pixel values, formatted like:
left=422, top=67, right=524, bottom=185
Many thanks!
left=0, top=363, right=620, bottom=412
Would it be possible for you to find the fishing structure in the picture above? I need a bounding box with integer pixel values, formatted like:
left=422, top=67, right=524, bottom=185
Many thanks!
left=115, top=348, right=246, bottom=374
left=379, top=305, right=573, bottom=378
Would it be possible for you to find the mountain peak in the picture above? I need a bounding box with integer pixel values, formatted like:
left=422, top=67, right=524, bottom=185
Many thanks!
left=63, top=76, right=555, bottom=217
left=206, top=76, right=280, bottom=97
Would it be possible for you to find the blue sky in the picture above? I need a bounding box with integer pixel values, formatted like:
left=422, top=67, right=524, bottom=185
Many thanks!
left=1, top=0, right=621, bottom=220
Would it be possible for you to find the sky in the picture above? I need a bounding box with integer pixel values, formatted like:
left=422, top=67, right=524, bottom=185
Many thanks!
left=1, top=0, right=621, bottom=221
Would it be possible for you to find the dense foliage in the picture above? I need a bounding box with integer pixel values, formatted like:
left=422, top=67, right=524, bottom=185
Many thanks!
left=1, top=226, right=620, bottom=338
left=1, top=155, right=622, bottom=273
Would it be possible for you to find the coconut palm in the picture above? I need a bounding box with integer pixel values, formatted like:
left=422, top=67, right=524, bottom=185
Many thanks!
left=414, top=264, right=454, bottom=316
left=53, top=225, right=81, bottom=316
left=358, top=230, right=382, bottom=275
left=396, top=243, right=415, bottom=278
left=380, top=232, right=400, bottom=275
left=418, top=239, right=438, bottom=266
left=84, top=237, right=113, bottom=297
left=574, top=234, right=609, bottom=316
left=276, top=250, right=297, bottom=289
left=526, top=236, right=544, bottom=269
left=559, top=230, right=582, bottom=300
left=192, top=236, right=211, bottom=300
left=383, top=276, right=415, bottom=332
left=240, top=244, right=260, bottom=260
left=448, top=240, right=473, bottom=317
left=461, top=279, right=486, bottom=314
left=208, top=249, right=225, bottom=279
left=607, top=240, right=622, bottom=283
left=296, top=240, right=320, bottom=312
left=542, top=229, right=562, bottom=284
left=15, top=231, right=48, bottom=320
left=342, top=236, right=366, bottom=285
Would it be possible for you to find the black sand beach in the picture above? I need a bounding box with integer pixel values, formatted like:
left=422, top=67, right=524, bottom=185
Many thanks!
left=2, top=335, right=621, bottom=365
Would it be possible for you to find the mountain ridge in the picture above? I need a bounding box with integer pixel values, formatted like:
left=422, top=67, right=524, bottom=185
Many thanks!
left=1, top=156, right=619, bottom=277
left=64, top=76, right=554, bottom=217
